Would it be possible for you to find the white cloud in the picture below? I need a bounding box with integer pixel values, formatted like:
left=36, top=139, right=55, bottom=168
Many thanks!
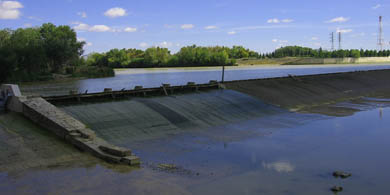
left=267, top=18, right=280, bottom=23
left=124, top=27, right=137, bottom=32
left=139, top=42, right=148, bottom=48
left=89, top=25, right=111, bottom=32
left=311, top=37, right=319, bottom=40
left=337, top=28, right=353, bottom=33
left=159, top=41, right=173, bottom=48
left=267, top=18, right=294, bottom=24
left=281, top=19, right=294, bottom=23
left=205, top=25, right=217, bottom=30
left=181, top=24, right=194, bottom=29
left=104, top=7, right=127, bottom=18
left=86, top=42, right=93, bottom=47
left=0, top=1, right=23, bottom=19
left=372, top=4, right=381, bottom=10
left=272, top=39, right=288, bottom=43
left=227, top=31, right=237, bottom=35
left=326, top=17, right=349, bottom=23
left=77, top=11, right=87, bottom=18
left=73, top=23, right=90, bottom=31
left=73, top=23, right=111, bottom=32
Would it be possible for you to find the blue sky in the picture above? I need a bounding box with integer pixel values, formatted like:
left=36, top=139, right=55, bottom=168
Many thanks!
left=0, top=0, right=389, bottom=54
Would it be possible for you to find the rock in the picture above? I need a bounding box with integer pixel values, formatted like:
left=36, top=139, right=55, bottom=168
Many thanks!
left=330, top=186, right=343, bottom=192
left=333, top=171, right=352, bottom=179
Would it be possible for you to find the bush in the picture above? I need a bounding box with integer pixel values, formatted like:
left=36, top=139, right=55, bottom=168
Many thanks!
left=72, top=66, right=115, bottom=78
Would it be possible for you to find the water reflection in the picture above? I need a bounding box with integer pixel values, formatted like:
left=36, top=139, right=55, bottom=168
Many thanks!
left=262, top=161, right=295, bottom=173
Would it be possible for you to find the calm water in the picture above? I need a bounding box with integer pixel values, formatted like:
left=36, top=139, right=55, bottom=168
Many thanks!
left=20, top=64, right=390, bottom=96
left=1, top=91, right=390, bottom=194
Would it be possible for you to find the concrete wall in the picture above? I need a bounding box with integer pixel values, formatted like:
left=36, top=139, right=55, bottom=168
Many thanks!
left=1, top=84, right=140, bottom=166
left=287, top=57, right=390, bottom=65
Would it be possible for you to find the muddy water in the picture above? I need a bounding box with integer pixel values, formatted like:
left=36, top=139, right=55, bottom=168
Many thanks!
left=1, top=91, right=390, bottom=194
left=20, top=64, right=390, bottom=96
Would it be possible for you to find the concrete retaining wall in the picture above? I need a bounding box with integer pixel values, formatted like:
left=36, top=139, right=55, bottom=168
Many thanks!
left=287, top=57, right=390, bottom=65
left=1, top=84, right=140, bottom=166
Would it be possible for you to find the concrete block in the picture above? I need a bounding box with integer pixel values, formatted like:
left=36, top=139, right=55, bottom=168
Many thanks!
left=121, top=156, right=140, bottom=165
left=99, top=145, right=132, bottom=157
left=1, top=84, right=22, bottom=97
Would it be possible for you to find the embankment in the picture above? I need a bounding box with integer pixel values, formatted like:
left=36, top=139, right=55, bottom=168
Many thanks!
left=224, top=69, right=390, bottom=110
left=285, top=57, right=390, bottom=65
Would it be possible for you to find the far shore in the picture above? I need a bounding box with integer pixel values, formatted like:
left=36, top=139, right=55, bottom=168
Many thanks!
left=114, top=63, right=390, bottom=75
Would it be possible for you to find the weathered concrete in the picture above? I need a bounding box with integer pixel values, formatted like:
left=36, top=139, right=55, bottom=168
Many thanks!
left=286, top=57, right=390, bottom=65
left=224, top=69, right=390, bottom=110
left=44, top=81, right=221, bottom=104
left=1, top=84, right=140, bottom=166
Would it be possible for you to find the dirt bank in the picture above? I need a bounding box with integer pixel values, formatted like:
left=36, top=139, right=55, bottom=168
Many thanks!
left=224, top=69, right=390, bottom=110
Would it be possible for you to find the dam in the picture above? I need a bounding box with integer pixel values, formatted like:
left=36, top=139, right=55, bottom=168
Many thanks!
left=2, top=68, right=390, bottom=194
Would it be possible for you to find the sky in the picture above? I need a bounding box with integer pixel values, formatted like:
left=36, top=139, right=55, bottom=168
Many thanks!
left=0, top=0, right=389, bottom=54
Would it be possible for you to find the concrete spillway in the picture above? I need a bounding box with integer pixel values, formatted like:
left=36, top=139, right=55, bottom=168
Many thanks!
left=224, top=69, right=390, bottom=110
left=3, top=69, right=390, bottom=166
left=60, top=90, right=284, bottom=145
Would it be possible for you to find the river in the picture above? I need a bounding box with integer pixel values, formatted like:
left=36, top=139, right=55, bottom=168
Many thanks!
left=20, top=64, right=390, bottom=96
left=1, top=64, right=390, bottom=194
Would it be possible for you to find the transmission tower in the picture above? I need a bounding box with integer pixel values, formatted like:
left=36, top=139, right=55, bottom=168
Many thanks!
left=378, top=16, right=384, bottom=51
left=330, top=32, right=335, bottom=51
left=338, top=32, right=342, bottom=50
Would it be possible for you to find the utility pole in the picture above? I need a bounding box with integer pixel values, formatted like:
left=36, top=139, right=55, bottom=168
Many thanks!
left=221, top=66, right=225, bottom=83
left=330, top=32, right=335, bottom=51
left=378, top=16, right=384, bottom=51
left=338, top=32, right=342, bottom=50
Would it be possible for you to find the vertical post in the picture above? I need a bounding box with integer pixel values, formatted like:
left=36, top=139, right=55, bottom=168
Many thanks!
left=338, top=32, right=342, bottom=50
left=221, top=66, right=225, bottom=83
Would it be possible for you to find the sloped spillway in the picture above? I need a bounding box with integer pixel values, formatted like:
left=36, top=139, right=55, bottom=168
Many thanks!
left=60, top=90, right=285, bottom=145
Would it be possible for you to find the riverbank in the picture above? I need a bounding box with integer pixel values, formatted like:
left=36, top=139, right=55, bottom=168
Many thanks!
left=236, top=57, right=390, bottom=66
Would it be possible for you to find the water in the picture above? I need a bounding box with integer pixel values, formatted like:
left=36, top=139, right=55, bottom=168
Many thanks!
left=1, top=90, right=390, bottom=194
left=20, top=64, right=390, bottom=96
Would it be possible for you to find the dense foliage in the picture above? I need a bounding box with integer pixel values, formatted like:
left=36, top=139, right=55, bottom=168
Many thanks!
left=264, top=46, right=390, bottom=58
left=84, top=45, right=263, bottom=68
left=0, top=23, right=92, bottom=82
left=2, top=23, right=390, bottom=82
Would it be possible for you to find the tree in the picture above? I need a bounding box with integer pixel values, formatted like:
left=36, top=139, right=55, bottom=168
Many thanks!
left=40, top=23, right=85, bottom=72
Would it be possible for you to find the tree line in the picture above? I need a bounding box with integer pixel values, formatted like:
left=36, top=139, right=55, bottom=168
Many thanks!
left=2, top=23, right=390, bottom=82
left=264, top=46, right=390, bottom=59
left=85, top=45, right=260, bottom=68
left=0, top=23, right=112, bottom=82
